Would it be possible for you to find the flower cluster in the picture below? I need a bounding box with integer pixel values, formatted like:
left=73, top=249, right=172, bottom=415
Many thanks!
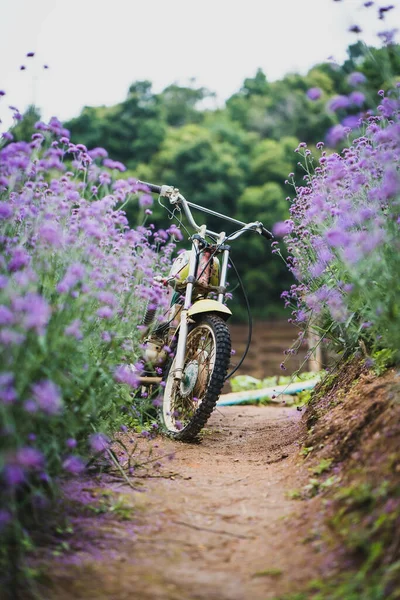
left=0, top=119, right=177, bottom=559
left=276, top=86, right=400, bottom=359
left=307, top=70, right=369, bottom=146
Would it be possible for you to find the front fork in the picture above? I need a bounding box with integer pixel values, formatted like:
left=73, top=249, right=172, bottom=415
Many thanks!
left=172, top=239, right=199, bottom=381
left=173, top=230, right=230, bottom=382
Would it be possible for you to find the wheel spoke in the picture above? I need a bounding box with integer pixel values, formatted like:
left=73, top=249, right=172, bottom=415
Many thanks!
left=161, top=315, right=231, bottom=440
left=164, top=325, right=216, bottom=430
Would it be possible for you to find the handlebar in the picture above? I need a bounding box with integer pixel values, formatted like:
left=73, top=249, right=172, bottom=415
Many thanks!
left=137, top=180, right=273, bottom=241
left=261, top=226, right=274, bottom=240
left=139, top=181, right=162, bottom=195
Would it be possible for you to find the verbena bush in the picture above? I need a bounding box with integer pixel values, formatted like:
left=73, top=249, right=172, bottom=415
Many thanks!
left=274, top=85, right=400, bottom=364
left=0, top=120, right=176, bottom=576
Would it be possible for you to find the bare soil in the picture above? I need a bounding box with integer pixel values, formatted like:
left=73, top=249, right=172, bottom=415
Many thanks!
left=33, top=404, right=325, bottom=600
left=30, top=361, right=400, bottom=600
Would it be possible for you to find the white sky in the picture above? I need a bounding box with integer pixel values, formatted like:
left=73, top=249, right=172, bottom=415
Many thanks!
left=0, top=0, right=399, bottom=130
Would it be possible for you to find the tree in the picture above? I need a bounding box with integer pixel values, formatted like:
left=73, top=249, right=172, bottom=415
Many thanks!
left=159, top=83, right=213, bottom=127
left=66, top=81, right=166, bottom=169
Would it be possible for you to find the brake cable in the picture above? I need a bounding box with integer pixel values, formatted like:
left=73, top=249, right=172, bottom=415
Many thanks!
left=224, top=255, right=252, bottom=381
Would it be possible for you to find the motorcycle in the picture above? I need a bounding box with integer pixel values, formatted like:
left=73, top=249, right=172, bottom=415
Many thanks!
left=136, top=181, right=273, bottom=442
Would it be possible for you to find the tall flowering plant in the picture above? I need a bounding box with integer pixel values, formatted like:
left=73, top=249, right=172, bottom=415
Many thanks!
left=275, top=86, right=400, bottom=362
left=0, top=118, right=176, bottom=570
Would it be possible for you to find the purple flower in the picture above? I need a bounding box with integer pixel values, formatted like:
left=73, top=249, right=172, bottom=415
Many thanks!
left=381, top=167, right=400, bottom=200
left=99, top=172, right=111, bottom=185
left=326, top=124, right=347, bottom=146
left=88, top=147, right=108, bottom=159
left=378, top=96, right=399, bottom=118
left=1, top=132, right=13, bottom=142
left=66, top=190, right=80, bottom=202
left=38, top=222, right=62, bottom=247
left=327, top=95, right=350, bottom=112
left=349, top=91, right=365, bottom=107
left=0, top=305, right=14, bottom=326
left=114, top=364, right=140, bottom=388
left=26, top=52, right=35, bottom=57
left=167, top=225, right=183, bottom=241
left=0, top=510, right=11, bottom=531
left=139, top=194, right=153, bottom=208
left=0, top=328, right=24, bottom=347
left=24, top=399, right=38, bottom=413
left=0, top=373, right=14, bottom=387
left=96, top=291, right=117, bottom=306
left=64, top=319, right=83, bottom=340
left=306, top=87, right=322, bottom=101
left=22, top=293, right=51, bottom=333
left=342, top=245, right=362, bottom=265
left=379, top=5, right=395, bottom=19
left=4, top=464, right=25, bottom=487
left=16, top=447, right=44, bottom=469
left=62, top=456, right=85, bottom=474
left=325, top=229, right=349, bottom=247
left=32, top=380, right=63, bottom=415
left=96, top=306, right=113, bottom=319
left=8, top=247, right=30, bottom=272
left=347, top=72, right=367, bottom=86
left=103, top=158, right=126, bottom=172
left=57, top=262, right=85, bottom=293
left=342, top=115, right=361, bottom=129
left=272, top=220, right=294, bottom=237
left=309, top=261, right=325, bottom=278
left=0, top=377, right=17, bottom=404
left=66, top=438, right=77, bottom=449
left=89, top=432, right=110, bottom=453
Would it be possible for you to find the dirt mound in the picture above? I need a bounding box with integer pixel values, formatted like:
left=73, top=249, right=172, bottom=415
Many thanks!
left=293, top=358, right=400, bottom=598
left=22, top=360, right=400, bottom=600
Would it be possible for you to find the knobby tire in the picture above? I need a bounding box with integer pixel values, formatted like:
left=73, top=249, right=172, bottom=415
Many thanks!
left=161, top=313, right=231, bottom=442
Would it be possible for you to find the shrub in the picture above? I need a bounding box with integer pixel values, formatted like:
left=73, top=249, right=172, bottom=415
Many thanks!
left=0, top=120, right=175, bottom=576
left=276, top=86, right=400, bottom=361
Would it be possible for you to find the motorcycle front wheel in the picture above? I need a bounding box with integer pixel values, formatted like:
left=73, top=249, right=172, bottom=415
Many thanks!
left=161, top=313, right=231, bottom=442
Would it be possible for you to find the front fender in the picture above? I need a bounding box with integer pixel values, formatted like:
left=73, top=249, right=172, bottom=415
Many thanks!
left=188, top=299, right=232, bottom=321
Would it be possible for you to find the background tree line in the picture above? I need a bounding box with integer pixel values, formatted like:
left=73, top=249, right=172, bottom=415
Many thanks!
left=13, top=42, right=400, bottom=321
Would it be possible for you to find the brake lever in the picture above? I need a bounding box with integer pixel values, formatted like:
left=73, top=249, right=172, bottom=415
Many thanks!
left=255, top=222, right=274, bottom=240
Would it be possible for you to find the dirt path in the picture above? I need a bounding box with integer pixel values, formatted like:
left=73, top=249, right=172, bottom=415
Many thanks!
left=40, top=405, right=326, bottom=600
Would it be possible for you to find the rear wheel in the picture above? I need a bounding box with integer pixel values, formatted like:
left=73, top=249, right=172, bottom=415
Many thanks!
left=161, top=313, right=231, bottom=442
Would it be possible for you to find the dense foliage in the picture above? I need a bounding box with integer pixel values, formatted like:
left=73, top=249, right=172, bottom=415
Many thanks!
left=0, top=122, right=175, bottom=579
left=276, top=87, right=400, bottom=363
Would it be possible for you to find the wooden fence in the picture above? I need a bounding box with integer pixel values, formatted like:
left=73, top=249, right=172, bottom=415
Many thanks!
left=226, top=319, right=313, bottom=387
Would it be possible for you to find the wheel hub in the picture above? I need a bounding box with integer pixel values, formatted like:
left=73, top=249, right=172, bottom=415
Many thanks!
left=180, top=361, right=199, bottom=397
